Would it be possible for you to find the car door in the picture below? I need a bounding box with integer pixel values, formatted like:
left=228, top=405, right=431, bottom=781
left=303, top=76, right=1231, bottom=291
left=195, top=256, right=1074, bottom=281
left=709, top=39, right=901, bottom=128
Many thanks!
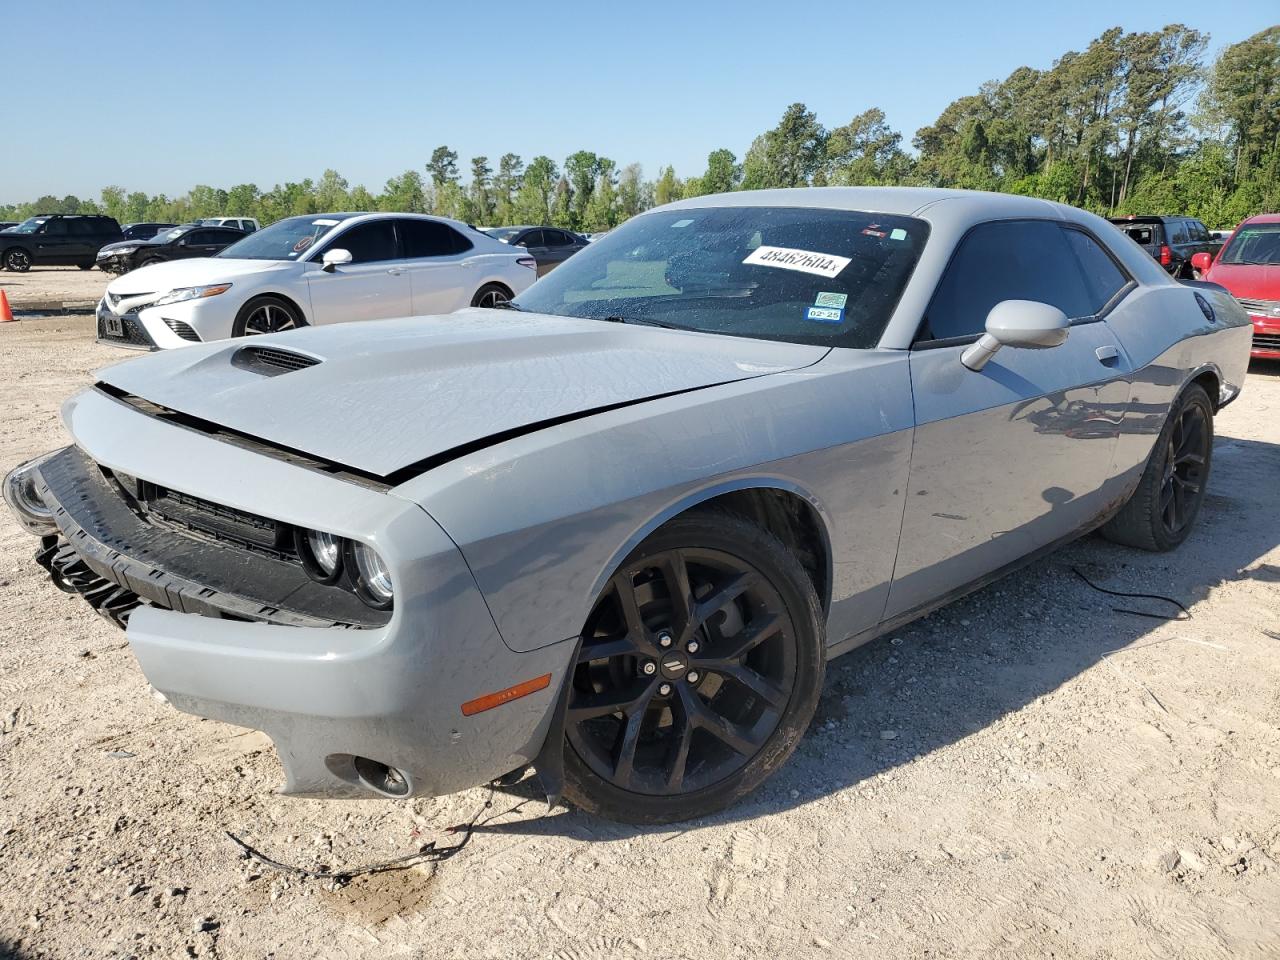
left=515, top=229, right=552, bottom=275
left=538, top=230, right=580, bottom=273
left=398, top=218, right=473, bottom=314
left=885, top=218, right=1133, bottom=619
left=34, top=218, right=74, bottom=263
left=303, top=219, right=411, bottom=326
left=178, top=229, right=229, bottom=259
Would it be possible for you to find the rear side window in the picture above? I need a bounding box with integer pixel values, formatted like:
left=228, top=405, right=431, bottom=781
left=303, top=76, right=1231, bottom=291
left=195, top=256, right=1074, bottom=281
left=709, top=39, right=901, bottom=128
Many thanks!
left=332, top=221, right=399, bottom=263
left=400, top=219, right=471, bottom=258
left=922, top=220, right=1096, bottom=341
left=1169, top=221, right=1189, bottom=244
left=69, top=219, right=98, bottom=236
left=1063, top=229, right=1129, bottom=314
left=517, top=230, right=545, bottom=248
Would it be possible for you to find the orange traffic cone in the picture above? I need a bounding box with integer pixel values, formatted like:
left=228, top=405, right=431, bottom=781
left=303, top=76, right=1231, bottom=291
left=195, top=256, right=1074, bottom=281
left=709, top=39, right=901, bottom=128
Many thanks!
left=0, top=289, right=13, bottom=322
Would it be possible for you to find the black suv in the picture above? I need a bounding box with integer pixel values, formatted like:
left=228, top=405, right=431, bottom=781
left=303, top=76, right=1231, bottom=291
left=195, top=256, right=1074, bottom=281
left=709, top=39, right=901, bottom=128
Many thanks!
left=1107, top=215, right=1222, bottom=278
left=0, top=214, right=123, bottom=271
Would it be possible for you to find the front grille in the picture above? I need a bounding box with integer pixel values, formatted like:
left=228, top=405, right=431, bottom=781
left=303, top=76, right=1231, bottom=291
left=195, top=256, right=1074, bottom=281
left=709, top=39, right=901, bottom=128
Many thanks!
left=97, top=312, right=155, bottom=347
left=106, top=291, right=153, bottom=310
left=163, top=318, right=201, bottom=342
left=1237, top=298, right=1280, bottom=316
left=232, top=345, right=321, bottom=375
left=130, top=476, right=292, bottom=556
left=1252, top=332, right=1280, bottom=352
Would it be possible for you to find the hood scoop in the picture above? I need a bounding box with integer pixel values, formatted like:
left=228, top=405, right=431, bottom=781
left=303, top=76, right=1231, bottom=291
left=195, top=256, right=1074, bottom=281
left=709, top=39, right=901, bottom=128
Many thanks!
left=231, top=345, right=322, bottom=376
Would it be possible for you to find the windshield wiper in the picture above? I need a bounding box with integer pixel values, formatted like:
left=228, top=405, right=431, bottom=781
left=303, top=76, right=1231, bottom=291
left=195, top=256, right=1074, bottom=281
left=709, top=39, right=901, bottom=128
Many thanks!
left=492, top=300, right=524, bottom=311
left=597, top=315, right=682, bottom=330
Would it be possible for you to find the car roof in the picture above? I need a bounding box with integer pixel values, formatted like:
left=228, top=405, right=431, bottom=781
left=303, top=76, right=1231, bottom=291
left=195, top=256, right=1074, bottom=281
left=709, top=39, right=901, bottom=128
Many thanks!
left=1240, top=213, right=1280, bottom=225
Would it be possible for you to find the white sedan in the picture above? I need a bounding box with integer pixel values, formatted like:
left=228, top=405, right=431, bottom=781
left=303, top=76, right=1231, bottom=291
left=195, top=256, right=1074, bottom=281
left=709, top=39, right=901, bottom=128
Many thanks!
left=96, top=213, right=537, bottom=349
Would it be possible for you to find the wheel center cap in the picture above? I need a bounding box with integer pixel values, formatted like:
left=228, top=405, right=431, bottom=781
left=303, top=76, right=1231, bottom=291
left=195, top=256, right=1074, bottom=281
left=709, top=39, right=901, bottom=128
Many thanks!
left=659, top=651, right=689, bottom=680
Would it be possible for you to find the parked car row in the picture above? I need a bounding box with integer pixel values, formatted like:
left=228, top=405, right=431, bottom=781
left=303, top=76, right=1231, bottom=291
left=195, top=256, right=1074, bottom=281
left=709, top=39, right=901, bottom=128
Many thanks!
left=95, top=224, right=248, bottom=275
left=0, top=213, right=259, bottom=272
left=4, top=186, right=1255, bottom=823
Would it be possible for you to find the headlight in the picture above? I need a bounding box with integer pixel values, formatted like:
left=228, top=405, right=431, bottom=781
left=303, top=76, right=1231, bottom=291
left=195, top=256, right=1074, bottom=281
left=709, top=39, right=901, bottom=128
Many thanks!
left=3, top=454, right=57, bottom=536
left=153, top=283, right=232, bottom=306
left=295, top=528, right=344, bottom=584
left=346, top=541, right=394, bottom=609
left=101, top=246, right=137, bottom=257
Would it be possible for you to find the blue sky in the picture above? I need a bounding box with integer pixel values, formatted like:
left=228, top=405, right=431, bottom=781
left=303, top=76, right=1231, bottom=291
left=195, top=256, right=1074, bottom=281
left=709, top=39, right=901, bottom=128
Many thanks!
left=2, top=0, right=1276, bottom=204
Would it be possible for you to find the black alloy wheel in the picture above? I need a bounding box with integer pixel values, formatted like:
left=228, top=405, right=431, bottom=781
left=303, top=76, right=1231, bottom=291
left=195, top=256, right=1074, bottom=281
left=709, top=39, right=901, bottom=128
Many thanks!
left=1158, top=399, right=1210, bottom=537
left=1102, top=383, right=1214, bottom=552
left=563, top=512, right=824, bottom=823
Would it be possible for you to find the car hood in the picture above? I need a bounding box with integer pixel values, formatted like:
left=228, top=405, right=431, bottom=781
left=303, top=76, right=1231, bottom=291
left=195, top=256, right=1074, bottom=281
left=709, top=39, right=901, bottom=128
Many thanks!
left=1207, top=263, right=1280, bottom=302
left=104, top=257, right=297, bottom=293
left=94, top=309, right=828, bottom=478
left=98, top=239, right=158, bottom=254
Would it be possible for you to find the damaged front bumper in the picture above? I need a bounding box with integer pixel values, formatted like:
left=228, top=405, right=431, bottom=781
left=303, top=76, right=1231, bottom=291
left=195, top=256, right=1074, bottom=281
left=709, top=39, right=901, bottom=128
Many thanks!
left=6, top=389, right=575, bottom=799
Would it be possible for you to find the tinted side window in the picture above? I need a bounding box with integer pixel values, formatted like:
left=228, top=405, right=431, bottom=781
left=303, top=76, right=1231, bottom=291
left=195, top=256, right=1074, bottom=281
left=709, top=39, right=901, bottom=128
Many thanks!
left=1169, top=220, right=1189, bottom=244
left=923, top=220, right=1093, bottom=341
left=517, top=230, right=545, bottom=248
left=1063, top=229, right=1128, bottom=314
left=331, top=221, right=399, bottom=263
left=545, top=230, right=572, bottom=247
left=69, top=219, right=98, bottom=236
left=43, top=219, right=70, bottom=236
left=400, top=219, right=462, bottom=258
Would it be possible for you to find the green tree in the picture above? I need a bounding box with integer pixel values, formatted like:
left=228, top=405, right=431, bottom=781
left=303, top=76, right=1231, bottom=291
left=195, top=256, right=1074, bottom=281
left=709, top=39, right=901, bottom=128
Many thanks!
left=380, top=170, right=427, bottom=212
left=513, top=155, right=557, bottom=223
left=701, top=149, right=740, bottom=194
left=653, top=165, right=682, bottom=206
left=468, top=156, right=494, bottom=223
left=426, top=146, right=460, bottom=188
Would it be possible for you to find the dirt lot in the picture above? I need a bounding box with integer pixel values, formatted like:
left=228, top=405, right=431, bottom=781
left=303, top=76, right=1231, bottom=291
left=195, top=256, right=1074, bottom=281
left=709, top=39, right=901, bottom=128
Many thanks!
left=1, top=315, right=1278, bottom=960
left=0, top=267, right=111, bottom=312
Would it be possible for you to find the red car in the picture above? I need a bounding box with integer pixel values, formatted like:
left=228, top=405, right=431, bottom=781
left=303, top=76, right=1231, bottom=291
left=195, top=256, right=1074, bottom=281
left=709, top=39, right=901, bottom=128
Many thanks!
left=1193, top=214, right=1280, bottom=360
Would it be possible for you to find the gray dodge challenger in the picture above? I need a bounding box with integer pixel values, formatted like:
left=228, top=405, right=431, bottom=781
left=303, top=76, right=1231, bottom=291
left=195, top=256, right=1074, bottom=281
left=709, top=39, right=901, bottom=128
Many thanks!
left=4, top=187, right=1251, bottom=823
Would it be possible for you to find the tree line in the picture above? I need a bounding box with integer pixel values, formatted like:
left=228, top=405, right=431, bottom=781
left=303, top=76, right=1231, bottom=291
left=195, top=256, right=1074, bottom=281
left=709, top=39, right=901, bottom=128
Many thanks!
left=3, top=25, right=1276, bottom=232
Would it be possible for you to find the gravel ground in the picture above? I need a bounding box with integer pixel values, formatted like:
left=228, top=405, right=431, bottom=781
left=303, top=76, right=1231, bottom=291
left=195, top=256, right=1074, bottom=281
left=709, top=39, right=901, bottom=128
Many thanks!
left=1, top=315, right=1279, bottom=960
left=0, top=267, right=111, bottom=311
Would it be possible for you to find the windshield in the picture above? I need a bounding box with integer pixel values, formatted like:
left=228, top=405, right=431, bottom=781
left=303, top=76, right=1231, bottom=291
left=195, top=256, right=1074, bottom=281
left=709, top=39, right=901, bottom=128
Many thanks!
left=155, top=226, right=193, bottom=243
left=216, top=216, right=342, bottom=261
left=10, top=217, right=49, bottom=234
left=1219, top=223, right=1280, bottom=266
left=484, top=228, right=522, bottom=243
left=512, top=206, right=929, bottom=348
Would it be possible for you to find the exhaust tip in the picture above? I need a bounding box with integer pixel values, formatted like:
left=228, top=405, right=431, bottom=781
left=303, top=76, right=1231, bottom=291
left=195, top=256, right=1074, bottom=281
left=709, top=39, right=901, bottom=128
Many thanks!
left=352, top=756, right=411, bottom=797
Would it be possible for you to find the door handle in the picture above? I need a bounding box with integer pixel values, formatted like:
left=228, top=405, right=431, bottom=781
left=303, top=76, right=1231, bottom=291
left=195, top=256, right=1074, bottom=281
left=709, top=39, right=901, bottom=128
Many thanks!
left=387, top=268, right=403, bottom=276
left=1095, top=345, right=1120, bottom=365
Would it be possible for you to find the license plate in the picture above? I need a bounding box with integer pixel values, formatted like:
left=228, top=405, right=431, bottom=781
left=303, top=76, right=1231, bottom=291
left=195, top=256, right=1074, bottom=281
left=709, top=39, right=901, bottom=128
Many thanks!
left=104, top=314, right=123, bottom=337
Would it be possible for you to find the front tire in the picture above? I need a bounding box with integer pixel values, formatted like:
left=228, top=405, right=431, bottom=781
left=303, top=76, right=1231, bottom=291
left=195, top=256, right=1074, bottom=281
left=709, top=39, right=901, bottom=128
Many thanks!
left=3, top=248, right=31, bottom=272
left=563, top=511, right=825, bottom=823
left=78, top=262, right=95, bottom=271
left=232, top=295, right=305, bottom=337
left=471, top=282, right=513, bottom=309
left=1102, top=383, right=1213, bottom=551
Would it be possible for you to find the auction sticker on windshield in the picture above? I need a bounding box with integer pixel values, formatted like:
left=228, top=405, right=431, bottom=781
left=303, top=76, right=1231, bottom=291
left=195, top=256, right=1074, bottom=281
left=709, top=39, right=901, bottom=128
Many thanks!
left=743, top=245, right=852, bottom=279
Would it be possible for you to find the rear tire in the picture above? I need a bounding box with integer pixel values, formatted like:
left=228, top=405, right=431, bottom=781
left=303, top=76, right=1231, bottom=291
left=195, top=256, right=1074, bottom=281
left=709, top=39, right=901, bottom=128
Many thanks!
left=1102, top=384, right=1213, bottom=552
left=562, top=511, right=825, bottom=823
left=232, top=295, right=305, bottom=337
left=471, top=282, right=513, bottom=308
left=78, top=263, right=95, bottom=270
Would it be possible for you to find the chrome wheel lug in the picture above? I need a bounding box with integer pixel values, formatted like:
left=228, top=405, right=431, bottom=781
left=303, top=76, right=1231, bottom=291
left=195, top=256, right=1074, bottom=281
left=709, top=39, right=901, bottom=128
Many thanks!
left=686, top=670, right=700, bottom=684
left=686, top=640, right=700, bottom=654
left=657, top=631, right=674, bottom=648
left=642, top=660, right=657, bottom=676
left=658, top=682, right=672, bottom=696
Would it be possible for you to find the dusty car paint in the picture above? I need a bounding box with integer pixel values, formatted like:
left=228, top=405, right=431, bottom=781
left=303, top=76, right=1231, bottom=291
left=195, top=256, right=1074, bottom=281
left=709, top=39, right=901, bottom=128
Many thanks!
left=14, top=186, right=1252, bottom=803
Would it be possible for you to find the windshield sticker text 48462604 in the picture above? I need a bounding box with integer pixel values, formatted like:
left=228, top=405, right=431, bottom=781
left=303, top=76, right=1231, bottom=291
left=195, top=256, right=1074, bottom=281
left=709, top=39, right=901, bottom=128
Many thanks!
left=743, top=245, right=852, bottom=279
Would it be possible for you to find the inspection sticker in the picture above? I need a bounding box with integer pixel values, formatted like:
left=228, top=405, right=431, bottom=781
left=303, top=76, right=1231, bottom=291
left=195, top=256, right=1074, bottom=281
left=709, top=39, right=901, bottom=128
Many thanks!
left=890, top=227, right=908, bottom=241
left=814, top=291, right=848, bottom=308
left=804, top=306, right=845, bottom=324
left=671, top=218, right=694, bottom=228
left=743, top=245, right=852, bottom=279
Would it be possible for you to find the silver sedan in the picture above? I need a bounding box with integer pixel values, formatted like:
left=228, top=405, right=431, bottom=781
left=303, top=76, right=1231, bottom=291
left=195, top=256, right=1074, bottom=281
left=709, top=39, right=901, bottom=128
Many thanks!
left=4, top=187, right=1251, bottom=823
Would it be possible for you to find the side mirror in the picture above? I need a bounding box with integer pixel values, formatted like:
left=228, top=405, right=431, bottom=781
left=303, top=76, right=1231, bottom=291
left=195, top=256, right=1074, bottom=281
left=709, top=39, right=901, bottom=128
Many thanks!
left=961, top=300, right=1070, bottom=372
left=321, top=248, right=352, bottom=273
left=1190, top=252, right=1213, bottom=274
